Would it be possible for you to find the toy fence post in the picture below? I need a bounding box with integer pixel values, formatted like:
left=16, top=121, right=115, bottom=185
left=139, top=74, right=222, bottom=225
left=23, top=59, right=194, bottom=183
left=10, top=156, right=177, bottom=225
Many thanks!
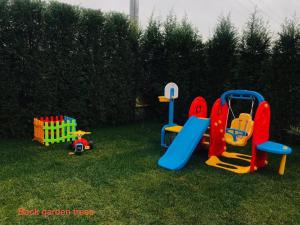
left=40, top=120, right=44, bottom=143
left=34, top=119, right=44, bottom=144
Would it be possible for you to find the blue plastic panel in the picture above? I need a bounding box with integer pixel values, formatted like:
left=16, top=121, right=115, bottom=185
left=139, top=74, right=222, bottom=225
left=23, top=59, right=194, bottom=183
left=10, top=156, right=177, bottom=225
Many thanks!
left=158, top=116, right=210, bottom=170
left=257, top=141, right=292, bottom=155
left=221, top=90, right=265, bottom=105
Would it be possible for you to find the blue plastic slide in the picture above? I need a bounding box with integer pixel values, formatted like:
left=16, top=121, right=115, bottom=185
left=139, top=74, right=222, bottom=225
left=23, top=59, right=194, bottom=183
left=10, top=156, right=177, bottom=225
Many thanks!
left=158, top=116, right=210, bottom=170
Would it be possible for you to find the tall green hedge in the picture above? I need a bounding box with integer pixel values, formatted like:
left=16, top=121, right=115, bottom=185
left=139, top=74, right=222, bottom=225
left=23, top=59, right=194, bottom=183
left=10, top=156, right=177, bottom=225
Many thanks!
left=0, top=1, right=299, bottom=139
left=140, top=20, right=166, bottom=119
left=270, top=19, right=300, bottom=137
left=238, top=12, right=271, bottom=93
left=0, top=0, right=139, bottom=137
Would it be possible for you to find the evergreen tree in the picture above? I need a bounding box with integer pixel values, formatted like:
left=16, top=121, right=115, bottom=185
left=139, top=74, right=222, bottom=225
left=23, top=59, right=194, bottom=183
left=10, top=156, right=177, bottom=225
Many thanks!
left=163, top=16, right=205, bottom=122
left=239, top=11, right=271, bottom=93
left=43, top=2, right=80, bottom=118
left=205, top=15, right=238, bottom=105
left=76, top=8, right=105, bottom=127
left=101, top=12, right=139, bottom=124
left=140, top=19, right=166, bottom=118
left=271, top=18, right=300, bottom=137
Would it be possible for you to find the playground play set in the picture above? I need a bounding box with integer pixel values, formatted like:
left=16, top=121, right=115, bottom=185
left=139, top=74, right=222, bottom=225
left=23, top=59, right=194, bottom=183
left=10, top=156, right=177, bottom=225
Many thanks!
left=32, top=85, right=292, bottom=173
left=33, top=115, right=93, bottom=156
left=158, top=83, right=293, bottom=175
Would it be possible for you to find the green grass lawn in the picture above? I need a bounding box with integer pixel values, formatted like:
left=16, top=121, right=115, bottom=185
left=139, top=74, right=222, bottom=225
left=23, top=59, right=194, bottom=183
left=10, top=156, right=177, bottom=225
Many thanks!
left=1, top=122, right=299, bottom=225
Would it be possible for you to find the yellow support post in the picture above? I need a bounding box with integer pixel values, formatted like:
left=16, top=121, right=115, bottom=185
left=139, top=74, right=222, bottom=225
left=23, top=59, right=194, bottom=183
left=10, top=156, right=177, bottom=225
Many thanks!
left=279, top=154, right=287, bottom=175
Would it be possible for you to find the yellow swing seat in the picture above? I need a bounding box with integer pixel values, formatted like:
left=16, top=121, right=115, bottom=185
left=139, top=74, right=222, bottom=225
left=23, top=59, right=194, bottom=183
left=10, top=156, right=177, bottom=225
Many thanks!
left=224, top=113, right=254, bottom=147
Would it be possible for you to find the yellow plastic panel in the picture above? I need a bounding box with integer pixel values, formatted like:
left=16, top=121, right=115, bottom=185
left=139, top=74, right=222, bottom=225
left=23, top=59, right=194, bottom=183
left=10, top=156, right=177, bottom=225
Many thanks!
left=206, top=156, right=251, bottom=174
left=221, top=151, right=252, bottom=162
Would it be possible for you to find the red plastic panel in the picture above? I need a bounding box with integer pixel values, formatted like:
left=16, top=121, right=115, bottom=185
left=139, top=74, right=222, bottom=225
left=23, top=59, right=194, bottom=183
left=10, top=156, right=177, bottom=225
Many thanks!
left=250, top=101, right=270, bottom=171
left=189, top=96, right=207, bottom=118
left=209, top=98, right=228, bottom=157
left=73, top=138, right=89, bottom=147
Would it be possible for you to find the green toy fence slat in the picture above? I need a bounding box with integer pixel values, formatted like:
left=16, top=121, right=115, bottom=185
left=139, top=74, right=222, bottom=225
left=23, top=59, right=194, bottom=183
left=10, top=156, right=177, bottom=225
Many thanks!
left=44, top=122, right=49, bottom=146
left=56, top=121, right=60, bottom=143
left=62, top=121, right=66, bottom=142
left=50, top=121, right=55, bottom=144
left=71, top=120, right=76, bottom=140
left=61, top=122, right=65, bottom=142
left=66, top=121, right=71, bottom=142
left=59, top=122, right=63, bottom=143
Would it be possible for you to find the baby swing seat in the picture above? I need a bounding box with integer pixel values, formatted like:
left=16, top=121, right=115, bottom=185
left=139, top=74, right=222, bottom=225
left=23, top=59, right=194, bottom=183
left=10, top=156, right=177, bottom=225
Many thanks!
left=224, top=113, right=254, bottom=147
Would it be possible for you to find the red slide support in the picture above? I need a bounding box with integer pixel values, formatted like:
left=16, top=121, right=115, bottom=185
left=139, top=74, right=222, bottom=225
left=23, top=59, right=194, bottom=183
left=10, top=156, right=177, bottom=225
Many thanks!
left=208, top=98, right=228, bottom=157
left=188, top=96, right=209, bottom=146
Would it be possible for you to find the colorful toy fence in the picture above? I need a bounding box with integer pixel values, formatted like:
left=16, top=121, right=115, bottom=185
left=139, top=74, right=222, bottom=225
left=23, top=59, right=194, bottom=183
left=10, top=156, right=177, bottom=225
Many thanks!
left=33, top=115, right=77, bottom=146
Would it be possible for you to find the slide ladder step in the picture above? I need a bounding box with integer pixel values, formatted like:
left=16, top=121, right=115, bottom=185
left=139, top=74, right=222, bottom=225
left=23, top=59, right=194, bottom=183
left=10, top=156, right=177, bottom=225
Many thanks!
left=165, top=125, right=183, bottom=133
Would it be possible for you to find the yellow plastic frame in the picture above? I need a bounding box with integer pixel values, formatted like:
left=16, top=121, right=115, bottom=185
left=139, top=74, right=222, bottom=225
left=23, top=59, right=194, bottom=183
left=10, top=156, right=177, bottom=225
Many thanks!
left=206, top=151, right=254, bottom=174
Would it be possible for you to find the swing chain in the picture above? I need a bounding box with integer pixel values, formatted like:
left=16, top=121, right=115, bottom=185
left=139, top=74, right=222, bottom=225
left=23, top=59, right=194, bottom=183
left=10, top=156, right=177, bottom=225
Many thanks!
left=228, top=96, right=236, bottom=119
left=250, top=97, right=255, bottom=117
left=228, top=95, right=255, bottom=118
